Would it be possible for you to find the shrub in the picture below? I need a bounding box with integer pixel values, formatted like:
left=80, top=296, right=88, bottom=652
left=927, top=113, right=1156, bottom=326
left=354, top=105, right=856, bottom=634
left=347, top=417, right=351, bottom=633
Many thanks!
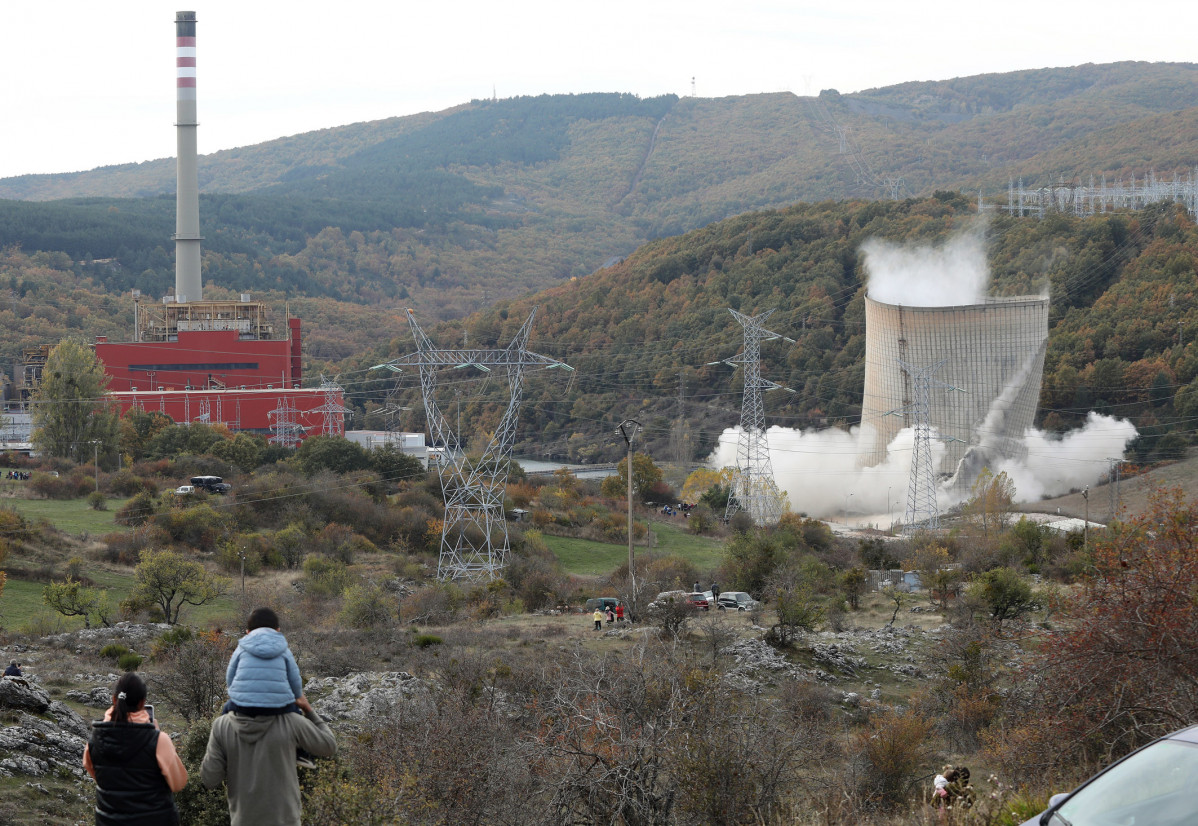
left=340, top=582, right=396, bottom=629
left=108, top=469, right=155, bottom=498
left=302, top=556, right=350, bottom=598
left=100, top=643, right=131, bottom=660
left=115, top=491, right=157, bottom=527
left=117, top=652, right=144, bottom=671
left=853, top=708, right=935, bottom=806
left=87, top=490, right=107, bottom=511
left=412, top=633, right=443, bottom=648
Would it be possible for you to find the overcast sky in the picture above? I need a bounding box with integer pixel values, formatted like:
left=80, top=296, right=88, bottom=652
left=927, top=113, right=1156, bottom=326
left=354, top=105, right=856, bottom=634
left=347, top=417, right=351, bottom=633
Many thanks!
left=2, top=0, right=1196, bottom=180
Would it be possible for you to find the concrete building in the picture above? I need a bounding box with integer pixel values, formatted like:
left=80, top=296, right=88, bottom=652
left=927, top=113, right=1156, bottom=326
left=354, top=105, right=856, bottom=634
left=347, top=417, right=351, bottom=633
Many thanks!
left=859, top=294, right=1049, bottom=487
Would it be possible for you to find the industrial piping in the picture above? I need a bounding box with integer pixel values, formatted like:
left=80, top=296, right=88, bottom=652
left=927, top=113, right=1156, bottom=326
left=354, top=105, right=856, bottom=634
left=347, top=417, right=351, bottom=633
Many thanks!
left=173, top=11, right=202, bottom=303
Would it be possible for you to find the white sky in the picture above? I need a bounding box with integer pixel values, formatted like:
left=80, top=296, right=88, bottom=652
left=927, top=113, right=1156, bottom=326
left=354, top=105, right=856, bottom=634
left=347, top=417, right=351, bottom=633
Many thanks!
left=2, top=0, right=1196, bottom=180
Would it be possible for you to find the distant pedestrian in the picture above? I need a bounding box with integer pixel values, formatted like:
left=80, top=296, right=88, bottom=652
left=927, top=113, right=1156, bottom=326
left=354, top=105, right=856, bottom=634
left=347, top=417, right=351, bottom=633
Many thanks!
left=3, top=661, right=20, bottom=677
left=693, top=582, right=700, bottom=593
left=593, top=608, right=603, bottom=631
left=615, top=604, right=625, bottom=623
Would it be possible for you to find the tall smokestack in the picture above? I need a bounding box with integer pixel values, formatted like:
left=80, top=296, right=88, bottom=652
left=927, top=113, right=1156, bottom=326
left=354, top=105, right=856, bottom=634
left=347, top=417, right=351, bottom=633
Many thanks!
left=174, top=11, right=202, bottom=303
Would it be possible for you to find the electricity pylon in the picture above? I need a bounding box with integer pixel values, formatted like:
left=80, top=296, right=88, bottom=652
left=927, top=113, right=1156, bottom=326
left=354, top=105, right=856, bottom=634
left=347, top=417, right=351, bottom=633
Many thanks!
left=268, top=397, right=303, bottom=448
left=712, top=308, right=793, bottom=525
left=310, top=375, right=353, bottom=436
left=377, top=308, right=572, bottom=580
left=898, top=359, right=951, bottom=532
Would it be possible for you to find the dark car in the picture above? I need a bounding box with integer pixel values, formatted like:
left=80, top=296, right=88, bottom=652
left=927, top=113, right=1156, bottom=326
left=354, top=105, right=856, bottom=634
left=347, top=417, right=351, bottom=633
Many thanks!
left=1019, top=724, right=1198, bottom=826
left=190, top=475, right=232, bottom=494
left=716, top=591, right=760, bottom=611
left=584, top=597, right=620, bottom=612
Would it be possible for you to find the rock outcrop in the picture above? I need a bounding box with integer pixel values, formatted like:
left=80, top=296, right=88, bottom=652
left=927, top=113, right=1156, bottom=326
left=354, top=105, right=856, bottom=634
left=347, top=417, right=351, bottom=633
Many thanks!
left=0, top=677, right=89, bottom=780
left=305, top=671, right=435, bottom=729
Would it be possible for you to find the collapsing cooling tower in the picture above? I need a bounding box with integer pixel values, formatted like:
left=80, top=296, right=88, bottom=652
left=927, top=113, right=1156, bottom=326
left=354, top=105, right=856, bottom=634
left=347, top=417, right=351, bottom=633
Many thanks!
left=859, top=295, right=1049, bottom=490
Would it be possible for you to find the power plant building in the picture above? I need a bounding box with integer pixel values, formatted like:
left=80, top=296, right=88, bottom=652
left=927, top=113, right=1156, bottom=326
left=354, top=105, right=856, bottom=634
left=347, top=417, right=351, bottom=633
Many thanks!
left=858, top=294, right=1049, bottom=486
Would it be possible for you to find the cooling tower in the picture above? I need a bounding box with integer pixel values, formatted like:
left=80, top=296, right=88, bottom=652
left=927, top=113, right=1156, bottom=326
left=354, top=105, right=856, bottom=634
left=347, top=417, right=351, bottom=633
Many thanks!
left=859, top=295, right=1049, bottom=488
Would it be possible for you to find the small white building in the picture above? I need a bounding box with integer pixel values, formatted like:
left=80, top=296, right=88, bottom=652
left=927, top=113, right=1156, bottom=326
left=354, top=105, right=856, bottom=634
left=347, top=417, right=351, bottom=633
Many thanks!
left=344, top=430, right=429, bottom=465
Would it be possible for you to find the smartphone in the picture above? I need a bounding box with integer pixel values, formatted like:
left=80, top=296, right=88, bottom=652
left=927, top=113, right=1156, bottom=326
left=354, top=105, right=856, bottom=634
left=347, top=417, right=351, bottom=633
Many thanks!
left=145, top=703, right=155, bottom=722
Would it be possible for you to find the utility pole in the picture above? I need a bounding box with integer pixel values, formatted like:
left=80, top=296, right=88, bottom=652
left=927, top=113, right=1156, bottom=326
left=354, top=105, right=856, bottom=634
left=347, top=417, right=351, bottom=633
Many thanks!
left=617, top=420, right=641, bottom=604
left=88, top=440, right=100, bottom=492
left=1082, top=486, right=1089, bottom=554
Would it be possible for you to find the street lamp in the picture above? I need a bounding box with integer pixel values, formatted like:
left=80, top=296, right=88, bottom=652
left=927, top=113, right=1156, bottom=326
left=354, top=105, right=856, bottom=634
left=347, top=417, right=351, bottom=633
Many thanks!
left=886, top=486, right=892, bottom=523
left=844, top=492, right=854, bottom=525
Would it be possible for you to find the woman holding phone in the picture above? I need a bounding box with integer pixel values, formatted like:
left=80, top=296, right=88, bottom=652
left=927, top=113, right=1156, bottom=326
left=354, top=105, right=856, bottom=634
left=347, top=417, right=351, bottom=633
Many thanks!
left=83, top=672, right=188, bottom=825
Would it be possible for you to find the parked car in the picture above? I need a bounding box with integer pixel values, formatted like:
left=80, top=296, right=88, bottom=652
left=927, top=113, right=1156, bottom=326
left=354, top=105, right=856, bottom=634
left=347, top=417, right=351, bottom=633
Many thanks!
left=173, top=485, right=195, bottom=495
left=649, top=590, right=709, bottom=610
left=1019, top=723, right=1198, bottom=826
left=717, top=591, right=760, bottom=611
left=584, top=597, right=620, bottom=612
left=190, top=475, right=231, bottom=494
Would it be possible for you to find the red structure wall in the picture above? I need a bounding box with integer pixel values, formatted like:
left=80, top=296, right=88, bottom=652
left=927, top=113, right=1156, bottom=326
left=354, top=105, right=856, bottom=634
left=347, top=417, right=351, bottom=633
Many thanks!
left=95, top=329, right=301, bottom=393
left=109, top=387, right=343, bottom=441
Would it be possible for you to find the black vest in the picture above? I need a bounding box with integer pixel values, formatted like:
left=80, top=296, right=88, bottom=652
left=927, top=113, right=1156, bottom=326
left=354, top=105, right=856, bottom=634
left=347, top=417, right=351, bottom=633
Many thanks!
left=88, top=721, right=179, bottom=826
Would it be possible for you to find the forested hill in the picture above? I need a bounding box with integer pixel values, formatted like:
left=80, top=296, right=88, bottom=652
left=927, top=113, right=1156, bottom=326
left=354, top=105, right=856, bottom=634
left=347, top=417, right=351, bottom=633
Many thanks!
left=343, top=195, right=1198, bottom=467
left=3, top=63, right=1198, bottom=319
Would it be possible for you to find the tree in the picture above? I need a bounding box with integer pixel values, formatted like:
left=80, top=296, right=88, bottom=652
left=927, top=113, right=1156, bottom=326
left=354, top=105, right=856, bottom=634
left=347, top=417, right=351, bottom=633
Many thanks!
left=610, top=451, right=664, bottom=502
left=43, top=577, right=110, bottom=628
left=31, top=338, right=120, bottom=463
left=148, top=629, right=233, bottom=723
left=840, top=566, right=867, bottom=610
left=118, top=408, right=174, bottom=461
left=903, top=544, right=961, bottom=609
left=128, top=549, right=228, bottom=625
left=964, top=467, right=1016, bottom=538
left=368, top=443, right=425, bottom=488
left=680, top=467, right=731, bottom=504
left=968, top=567, right=1038, bottom=627
left=881, top=585, right=911, bottom=626
left=992, top=488, right=1198, bottom=779
left=294, top=435, right=371, bottom=476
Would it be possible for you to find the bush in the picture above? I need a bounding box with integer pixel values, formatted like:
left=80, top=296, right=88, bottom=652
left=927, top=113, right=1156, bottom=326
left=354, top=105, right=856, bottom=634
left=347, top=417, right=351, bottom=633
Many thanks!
left=100, top=643, right=131, bottom=660
left=340, top=582, right=396, bottom=629
left=412, top=633, right=443, bottom=648
left=87, top=490, right=107, bottom=510
left=115, top=491, right=157, bottom=527
left=302, top=556, right=350, bottom=598
left=108, top=469, right=155, bottom=498
left=117, top=652, right=144, bottom=671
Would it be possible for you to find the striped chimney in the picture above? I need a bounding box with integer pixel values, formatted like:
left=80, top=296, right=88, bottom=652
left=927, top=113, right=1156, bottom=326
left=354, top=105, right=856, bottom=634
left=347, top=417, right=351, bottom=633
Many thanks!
left=174, top=11, right=202, bottom=303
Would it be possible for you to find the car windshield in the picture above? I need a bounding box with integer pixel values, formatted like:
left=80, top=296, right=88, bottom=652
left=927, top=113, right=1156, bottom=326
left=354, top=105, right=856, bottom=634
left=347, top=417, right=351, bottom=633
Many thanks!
left=1050, top=740, right=1198, bottom=826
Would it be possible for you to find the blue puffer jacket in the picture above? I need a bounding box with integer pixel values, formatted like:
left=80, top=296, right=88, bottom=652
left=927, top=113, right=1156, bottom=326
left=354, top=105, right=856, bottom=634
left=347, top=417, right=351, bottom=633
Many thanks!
left=226, top=628, right=302, bottom=708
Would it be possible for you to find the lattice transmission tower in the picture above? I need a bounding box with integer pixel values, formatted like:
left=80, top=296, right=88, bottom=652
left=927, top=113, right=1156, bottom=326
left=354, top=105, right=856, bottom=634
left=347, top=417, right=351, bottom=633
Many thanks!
left=310, top=375, right=353, bottom=436
left=378, top=309, right=572, bottom=580
left=898, top=359, right=952, bottom=533
left=713, top=308, right=793, bottom=525
left=268, top=398, right=303, bottom=448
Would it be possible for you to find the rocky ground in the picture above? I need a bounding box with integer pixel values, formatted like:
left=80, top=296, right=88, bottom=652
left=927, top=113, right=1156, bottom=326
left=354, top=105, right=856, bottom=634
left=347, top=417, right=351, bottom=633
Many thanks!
left=0, top=603, right=956, bottom=824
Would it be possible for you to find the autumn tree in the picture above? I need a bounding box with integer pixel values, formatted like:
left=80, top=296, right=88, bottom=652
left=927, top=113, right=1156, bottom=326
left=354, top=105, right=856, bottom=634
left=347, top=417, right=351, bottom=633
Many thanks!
left=964, top=467, right=1016, bottom=538
left=43, top=578, right=111, bottom=628
left=601, top=451, right=665, bottom=502
left=127, top=549, right=228, bottom=625
left=903, top=544, right=961, bottom=609
left=32, top=338, right=120, bottom=464
left=993, top=487, right=1198, bottom=779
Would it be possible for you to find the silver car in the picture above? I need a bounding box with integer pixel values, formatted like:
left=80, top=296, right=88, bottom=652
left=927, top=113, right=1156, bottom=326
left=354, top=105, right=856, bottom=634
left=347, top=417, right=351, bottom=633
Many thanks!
left=1020, top=724, right=1198, bottom=826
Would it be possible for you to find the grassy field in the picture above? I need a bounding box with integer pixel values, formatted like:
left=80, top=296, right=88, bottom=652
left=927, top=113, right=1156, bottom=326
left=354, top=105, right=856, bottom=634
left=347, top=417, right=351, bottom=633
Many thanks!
left=544, top=517, right=725, bottom=576
left=0, top=495, right=133, bottom=536
left=1, top=567, right=240, bottom=634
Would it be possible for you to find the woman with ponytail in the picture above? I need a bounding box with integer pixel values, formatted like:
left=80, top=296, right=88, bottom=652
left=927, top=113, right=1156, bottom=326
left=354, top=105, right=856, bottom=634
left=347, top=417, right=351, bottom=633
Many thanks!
left=83, top=673, right=188, bottom=825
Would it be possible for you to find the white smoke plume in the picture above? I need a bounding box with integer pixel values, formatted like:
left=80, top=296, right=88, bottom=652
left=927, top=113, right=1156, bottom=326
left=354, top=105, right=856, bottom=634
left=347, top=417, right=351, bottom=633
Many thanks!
left=862, top=224, right=990, bottom=306
left=710, top=413, right=1138, bottom=522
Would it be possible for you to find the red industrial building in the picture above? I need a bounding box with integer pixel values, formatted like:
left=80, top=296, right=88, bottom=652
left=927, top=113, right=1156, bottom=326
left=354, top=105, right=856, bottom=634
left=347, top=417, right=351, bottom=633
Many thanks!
left=93, top=297, right=342, bottom=445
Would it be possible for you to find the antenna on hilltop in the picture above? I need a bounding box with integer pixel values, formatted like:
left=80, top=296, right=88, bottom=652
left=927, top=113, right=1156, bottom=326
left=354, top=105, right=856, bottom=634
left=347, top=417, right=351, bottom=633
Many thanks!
left=691, top=76, right=696, bottom=97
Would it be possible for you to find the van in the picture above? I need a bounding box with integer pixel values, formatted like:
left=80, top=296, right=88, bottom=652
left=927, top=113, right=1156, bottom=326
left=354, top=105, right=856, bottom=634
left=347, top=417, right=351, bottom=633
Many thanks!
left=584, top=597, right=620, bottom=612
left=174, top=485, right=195, bottom=496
